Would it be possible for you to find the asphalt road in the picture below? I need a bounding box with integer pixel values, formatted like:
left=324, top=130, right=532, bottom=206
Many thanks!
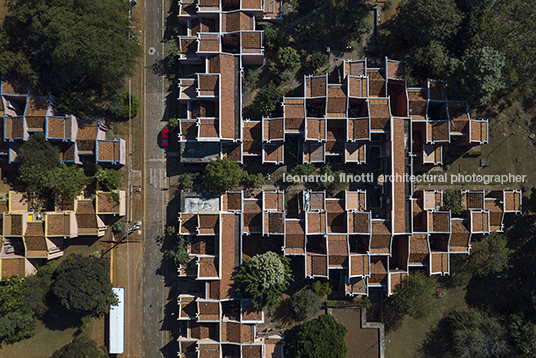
left=141, top=0, right=173, bottom=356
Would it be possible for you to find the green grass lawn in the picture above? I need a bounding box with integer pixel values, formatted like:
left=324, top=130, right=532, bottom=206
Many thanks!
left=385, top=287, right=467, bottom=358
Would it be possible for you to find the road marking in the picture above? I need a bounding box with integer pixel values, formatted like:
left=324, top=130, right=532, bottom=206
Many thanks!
left=147, top=158, right=166, bottom=162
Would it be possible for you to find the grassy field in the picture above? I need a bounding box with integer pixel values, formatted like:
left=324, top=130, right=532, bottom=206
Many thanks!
left=385, top=287, right=467, bottom=358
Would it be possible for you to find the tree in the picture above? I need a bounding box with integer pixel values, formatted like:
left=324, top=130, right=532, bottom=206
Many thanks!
left=204, top=158, right=242, bottom=193
left=450, top=46, right=505, bottom=106
left=509, top=314, right=536, bottom=356
left=395, top=0, right=464, bottom=49
left=307, top=52, right=329, bottom=75
left=468, top=232, right=511, bottom=277
left=294, top=314, right=348, bottom=358
left=181, top=173, right=195, bottom=189
left=236, top=251, right=292, bottom=309
left=109, top=91, right=141, bottom=118
left=94, top=165, right=122, bottom=191
left=168, top=117, right=179, bottom=131
left=0, top=0, right=142, bottom=117
left=291, top=289, right=322, bottom=319
left=49, top=164, right=89, bottom=200
left=241, top=172, right=265, bottom=189
left=51, top=337, right=108, bottom=358
left=313, top=281, right=332, bottom=297
left=278, top=47, right=300, bottom=71
left=263, top=23, right=284, bottom=50
left=0, top=277, right=36, bottom=344
left=251, top=81, right=287, bottom=118
left=408, top=40, right=458, bottom=80
left=393, top=271, right=437, bottom=319
left=443, top=190, right=464, bottom=216
left=165, top=235, right=190, bottom=267
left=18, top=133, right=60, bottom=194
left=21, top=261, right=56, bottom=317
left=51, top=254, right=118, bottom=317
left=447, top=309, right=509, bottom=358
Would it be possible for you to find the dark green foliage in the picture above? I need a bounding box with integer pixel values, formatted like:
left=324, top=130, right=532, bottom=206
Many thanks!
left=204, top=158, right=242, bottom=193
left=51, top=337, right=108, bottom=358
left=407, top=40, right=458, bottom=81
left=0, top=0, right=142, bottom=117
left=291, top=289, right=322, bottom=319
left=449, top=47, right=505, bottom=106
left=313, top=281, right=332, bottom=296
left=0, top=276, right=37, bottom=344
left=393, top=271, right=437, bottom=319
left=79, top=315, right=91, bottom=332
left=112, top=221, right=124, bottom=234
left=182, top=172, right=199, bottom=189
left=52, top=254, right=117, bottom=317
left=442, top=190, right=464, bottom=216
left=21, top=261, right=56, bottom=318
left=446, top=309, right=509, bottom=358
left=509, top=314, right=536, bottom=356
left=395, top=0, right=464, bottom=49
left=109, top=91, right=141, bottom=118
left=241, top=172, right=265, bottom=189
left=49, top=164, right=89, bottom=200
left=95, top=165, right=122, bottom=191
left=236, top=252, right=292, bottom=309
left=294, top=314, right=348, bottom=358
left=18, top=133, right=60, bottom=194
left=278, top=47, right=300, bottom=71
left=317, top=166, right=347, bottom=191
left=165, top=235, right=190, bottom=267
left=250, top=81, right=287, bottom=118
left=307, top=52, right=329, bottom=75
left=288, top=163, right=316, bottom=177
left=468, top=232, right=511, bottom=277
left=262, top=23, right=284, bottom=50
left=245, top=69, right=260, bottom=89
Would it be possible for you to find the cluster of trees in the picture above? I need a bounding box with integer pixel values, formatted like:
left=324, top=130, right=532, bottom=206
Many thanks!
left=202, top=158, right=265, bottom=193
left=284, top=163, right=348, bottom=192
left=382, top=0, right=536, bottom=106
left=236, top=251, right=292, bottom=309
left=18, top=133, right=121, bottom=200
left=290, top=314, right=348, bottom=358
left=0, top=255, right=116, bottom=345
left=0, top=0, right=141, bottom=117
left=51, top=337, right=108, bottom=358
left=164, top=226, right=190, bottom=267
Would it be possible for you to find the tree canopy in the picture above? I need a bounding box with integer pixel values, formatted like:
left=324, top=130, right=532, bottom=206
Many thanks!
left=51, top=254, right=118, bottom=317
left=18, top=133, right=60, bottom=194
left=393, top=271, right=438, bottom=319
left=0, top=0, right=142, bottom=116
left=204, top=158, right=242, bottom=193
left=49, top=164, right=89, bottom=201
left=294, top=314, right=348, bottom=358
left=442, top=190, right=464, bottom=216
left=109, top=91, right=141, bottom=118
left=94, top=165, right=122, bottom=191
left=468, top=232, right=511, bottom=277
left=291, top=289, right=322, bottom=320
left=51, top=337, right=108, bottom=358
left=236, top=251, right=292, bottom=309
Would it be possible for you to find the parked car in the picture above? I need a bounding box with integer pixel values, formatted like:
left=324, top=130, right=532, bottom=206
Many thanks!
left=162, top=128, right=169, bottom=147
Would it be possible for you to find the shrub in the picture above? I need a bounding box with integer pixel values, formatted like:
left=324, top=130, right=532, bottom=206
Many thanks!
left=204, top=158, right=242, bottom=193
left=165, top=235, right=190, bottom=267
left=242, top=172, right=265, bottom=188
left=109, top=91, right=140, bottom=118
left=278, top=47, right=301, bottom=71
left=111, top=221, right=124, bottom=234
left=291, top=289, right=322, bottom=319
left=442, top=190, right=464, bottom=216
left=168, top=117, right=179, bottom=131
left=308, top=52, right=329, bottom=74
left=181, top=173, right=194, bottom=189
left=313, top=281, right=332, bottom=296
left=294, top=314, right=348, bottom=358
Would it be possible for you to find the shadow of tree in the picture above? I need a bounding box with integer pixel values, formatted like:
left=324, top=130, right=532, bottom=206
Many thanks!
left=418, top=317, right=455, bottom=358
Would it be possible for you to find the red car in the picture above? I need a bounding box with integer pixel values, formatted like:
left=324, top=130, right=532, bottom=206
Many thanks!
left=162, top=128, right=169, bottom=147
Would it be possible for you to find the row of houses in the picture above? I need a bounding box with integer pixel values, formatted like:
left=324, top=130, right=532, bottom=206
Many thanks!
left=0, top=77, right=126, bottom=165
left=0, top=190, right=126, bottom=279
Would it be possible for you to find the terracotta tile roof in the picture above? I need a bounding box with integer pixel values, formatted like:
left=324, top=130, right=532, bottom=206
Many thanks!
left=346, top=277, right=367, bottom=294
left=242, top=32, right=262, bottom=49
left=409, top=237, right=429, bottom=264
left=243, top=121, right=262, bottom=154
left=218, top=213, right=237, bottom=299
left=198, top=118, right=219, bottom=138
left=370, top=220, right=391, bottom=249
left=241, top=300, right=263, bottom=322
left=450, top=220, right=470, bottom=247
left=46, top=213, right=69, bottom=236
left=26, top=97, right=48, bottom=116
left=224, top=192, right=242, bottom=211
left=225, top=12, right=253, bottom=32
left=1, top=258, right=25, bottom=278
left=190, top=322, right=219, bottom=340
left=199, top=0, right=218, bottom=6
left=263, top=143, right=284, bottom=163
left=306, top=118, right=325, bottom=140
left=221, top=322, right=253, bottom=344
left=47, top=117, right=68, bottom=139
left=308, top=254, right=328, bottom=276
left=392, top=117, right=407, bottom=234
left=222, top=143, right=241, bottom=161
left=26, top=116, right=45, bottom=131
left=327, top=85, right=347, bottom=116
left=5, top=214, right=23, bottom=236
left=180, top=214, right=197, bottom=234
left=408, top=89, right=427, bottom=120
left=470, top=120, right=487, bottom=142
left=264, top=192, right=283, bottom=211
left=430, top=212, right=450, bottom=232
left=348, top=76, right=367, bottom=97
left=197, top=300, right=220, bottom=320
left=485, top=199, right=503, bottom=229
left=367, top=69, right=386, bottom=97
left=197, top=344, right=220, bottom=358
left=181, top=38, right=197, bottom=54
left=431, top=252, right=448, bottom=273
left=190, top=236, right=215, bottom=255
left=309, top=192, right=325, bottom=210
left=430, top=121, right=449, bottom=142
left=242, top=0, right=263, bottom=9
left=465, top=192, right=484, bottom=209
left=265, top=212, right=284, bottom=234
left=307, top=212, right=326, bottom=234
left=348, top=118, right=369, bottom=140
left=350, top=255, right=368, bottom=276
left=25, top=221, right=44, bottom=237
left=198, top=75, right=219, bottom=93
left=390, top=272, right=407, bottom=293
left=198, top=214, right=219, bottom=235
left=348, top=212, right=370, bottom=234
left=448, top=102, right=469, bottom=134
left=77, top=121, right=99, bottom=140
left=387, top=61, right=405, bottom=79
left=242, top=345, right=263, bottom=358
left=97, top=140, right=121, bottom=162
left=471, top=211, right=489, bottom=232
left=198, top=257, right=218, bottom=278
left=369, top=99, right=390, bottom=131
left=504, top=191, right=521, bottom=212
left=218, top=54, right=238, bottom=140
left=264, top=118, right=284, bottom=141
left=369, top=257, right=388, bottom=285
left=306, top=76, right=327, bottom=98
left=285, top=220, right=305, bottom=248
left=243, top=200, right=262, bottom=232
left=180, top=120, right=197, bottom=140
left=198, top=34, right=220, bottom=52
left=284, top=99, right=305, bottom=132
left=328, top=235, right=348, bottom=267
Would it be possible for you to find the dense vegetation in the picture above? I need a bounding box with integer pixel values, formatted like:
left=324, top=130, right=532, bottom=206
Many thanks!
left=0, top=0, right=141, bottom=117
left=291, top=289, right=322, bottom=320
left=292, top=314, right=348, bottom=358
left=51, top=337, right=108, bottom=358
left=236, top=252, right=292, bottom=309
